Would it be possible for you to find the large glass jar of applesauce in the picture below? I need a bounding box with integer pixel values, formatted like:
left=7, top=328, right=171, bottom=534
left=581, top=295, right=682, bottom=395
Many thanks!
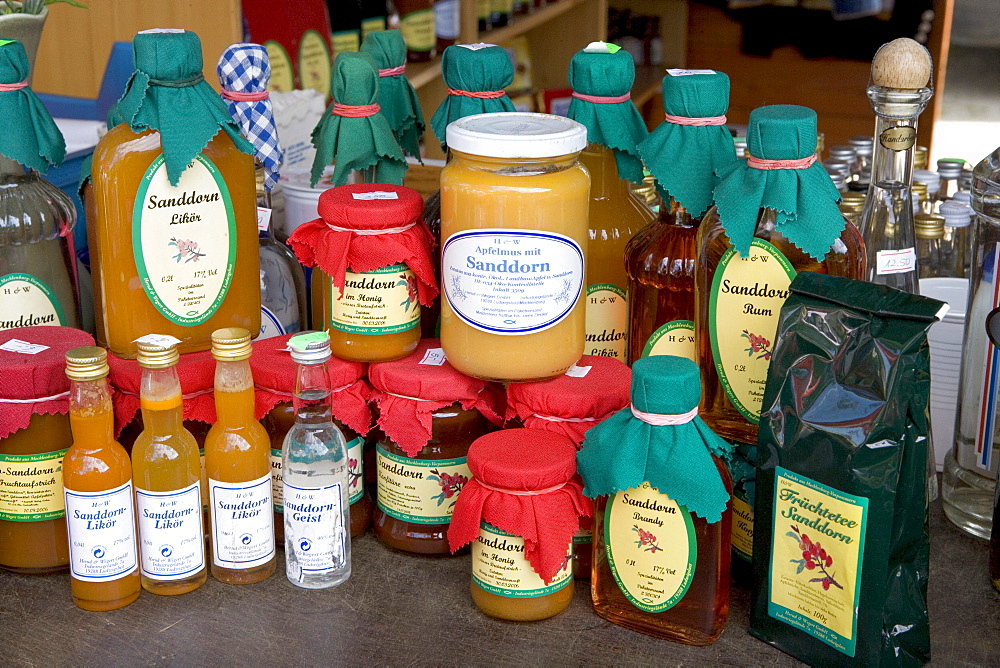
left=440, top=113, right=590, bottom=382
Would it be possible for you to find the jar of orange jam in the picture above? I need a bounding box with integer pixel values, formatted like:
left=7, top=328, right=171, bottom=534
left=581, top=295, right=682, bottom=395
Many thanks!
left=448, top=429, right=592, bottom=621
left=440, top=112, right=590, bottom=382
left=250, top=333, right=374, bottom=541
left=0, top=326, right=95, bottom=573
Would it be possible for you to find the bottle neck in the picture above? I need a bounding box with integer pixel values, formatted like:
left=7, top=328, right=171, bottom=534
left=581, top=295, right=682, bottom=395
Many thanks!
left=293, top=361, right=334, bottom=424
left=657, top=199, right=696, bottom=227
left=0, top=154, right=27, bottom=180
left=255, top=161, right=274, bottom=240
left=579, top=143, right=634, bottom=200
left=139, top=366, right=184, bottom=435
left=213, top=359, right=257, bottom=426
left=68, top=377, right=116, bottom=445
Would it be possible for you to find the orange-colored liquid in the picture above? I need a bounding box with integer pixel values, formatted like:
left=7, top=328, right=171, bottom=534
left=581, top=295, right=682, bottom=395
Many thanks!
left=90, top=127, right=260, bottom=358
left=471, top=578, right=575, bottom=621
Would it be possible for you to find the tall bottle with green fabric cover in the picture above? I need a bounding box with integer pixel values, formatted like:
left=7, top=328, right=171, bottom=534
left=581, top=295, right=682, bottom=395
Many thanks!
left=90, top=29, right=260, bottom=358
left=566, top=42, right=654, bottom=362
left=631, top=69, right=737, bottom=365
left=0, top=39, right=80, bottom=332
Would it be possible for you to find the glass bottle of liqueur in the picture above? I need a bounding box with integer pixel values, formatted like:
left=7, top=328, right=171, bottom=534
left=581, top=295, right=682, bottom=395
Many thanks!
left=434, top=0, right=460, bottom=53
left=282, top=332, right=351, bottom=588
left=361, top=0, right=388, bottom=39
left=937, top=158, right=966, bottom=204
left=131, top=336, right=206, bottom=595
left=914, top=213, right=944, bottom=278
left=0, top=39, right=80, bottom=332
left=857, top=38, right=934, bottom=295
left=633, top=69, right=738, bottom=366
left=940, top=199, right=973, bottom=278
left=63, top=347, right=140, bottom=611
left=944, top=144, right=1000, bottom=539
left=256, top=169, right=308, bottom=339
left=328, top=0, right=362, bottom=55
left=565, top=43, right=654, bottom=363
left=395, top=0, right=436, bottom=62
left=204, top=328, right=276, bottom=583
left=90, top=29, right=260, bottom=359
left=696, top=104, right=865, bottom=447
left=913, top=169, right=941, bottom=212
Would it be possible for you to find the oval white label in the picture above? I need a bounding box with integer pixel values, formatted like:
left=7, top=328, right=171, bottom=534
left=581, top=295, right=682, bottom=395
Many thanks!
left=0, top=272, right=65, bottom=330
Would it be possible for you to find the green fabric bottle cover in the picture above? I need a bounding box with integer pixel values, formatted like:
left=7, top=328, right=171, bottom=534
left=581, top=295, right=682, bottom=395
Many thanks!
left=310, top=51, right=407, bottom=187
left=360, top=30, right=425, bottom=161
left=0, top=39, right=65, bottom=174
left=577, top=355, right=733, bottom=523
left=566, top=42, right=648, bottom=184
left=429, top=43, right=516, bottom=151
left=636, top=69, right=736, bottom=217
left=714, top=104, right=844, bottom=261
left=115, top=29, right=253, bottom=186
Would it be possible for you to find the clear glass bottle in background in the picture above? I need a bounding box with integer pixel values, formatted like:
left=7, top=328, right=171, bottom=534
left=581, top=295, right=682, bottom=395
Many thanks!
left=827, top=145, right=856, bottom=185
left=939, top=200, right=972, bottom=278
left=912, top=181, right=929, bottom=214
left=914, top=213, right=944, bottom=278
left=396, top=0, right=436, bottom=62
left=282, top=332, right=351, bottom=589
left=944, top=144, right=1000, bottom=539
left=937, top=158, right=966, bottom=204
left=256, top=167, right=307, bottom=339
left=914, top=145, right=929, bottom=170
left=913, top=169, right=941, bottom=211
left=434, top=0, right=460, bottom=52
left=849, top=134, right=874, bottom=186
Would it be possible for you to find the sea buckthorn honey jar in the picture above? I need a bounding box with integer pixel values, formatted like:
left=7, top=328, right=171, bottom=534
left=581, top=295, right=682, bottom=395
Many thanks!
left=448, top=428, right=592, bottom=621
left=440, top=112, right=590, bottom=382
left=288, top=183, right=438, bottom=363
left=251, top=333, right=373, bottom=540
left=0, top=327, right=94, bottom=574
left=368, top=339, right=501, bottom=554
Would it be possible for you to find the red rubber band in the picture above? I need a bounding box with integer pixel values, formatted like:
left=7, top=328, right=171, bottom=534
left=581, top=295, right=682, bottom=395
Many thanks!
left=571, top=91, right=631, bottom=104
left=332, top=103, right=381, bottom=118
left=221, top=89, right=269, bottom=102
left=447, top=87, right=505, bottom=99
left=0, top=80, right=28, bottom=91
left=378, top=65, right=406, bottom=77
left=663, top=113, right=727, bottom=126
left=746, top=154, right=817, bottom=170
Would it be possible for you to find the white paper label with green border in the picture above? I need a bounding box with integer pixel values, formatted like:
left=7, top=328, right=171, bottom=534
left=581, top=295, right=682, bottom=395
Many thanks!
left=347, top=436, right=364, bottom=505
left=585, top=283, right=627, bottom=359
left=0, top=273, right=65, bottom=330
left=768, top=467, right=868, bottom=658
left=328, top=264, right=420, bottom=335
left=375, top=445, right=469, bottom=524
left=472, top=522, right=573, bottom=598
left=132, top=154, right=236, bottom=326
left=0, top=449, right=67, bottom=521
left=264, top=41, right=295, bottom=93
left=606, top=481, right=696, bottom=612
left=709, top=239, right=795, bottom=424
left=641, top=320, right=696, bottom=361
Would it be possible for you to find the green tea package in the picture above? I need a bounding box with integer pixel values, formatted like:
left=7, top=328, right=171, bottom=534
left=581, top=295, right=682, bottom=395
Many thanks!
left=749, top=272, right=946, bottom=666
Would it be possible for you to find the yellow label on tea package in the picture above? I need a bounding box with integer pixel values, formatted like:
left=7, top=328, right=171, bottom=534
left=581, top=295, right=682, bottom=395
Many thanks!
left=709, top=239, right=796, bottom=423
left=606, top=482, right=696, bottom=612
left=641, top=320, right=696, bottom=362
left=472, top=523, right=572, bottom=597
left=768, top=467, right=868, bottom=658
left=375, top=445, right=470, bottom=524
left=0, top=449, right=67, bottom=521
left=329, top=264, right=421, bottom=335
left=585, top=283, right=627, bottom=359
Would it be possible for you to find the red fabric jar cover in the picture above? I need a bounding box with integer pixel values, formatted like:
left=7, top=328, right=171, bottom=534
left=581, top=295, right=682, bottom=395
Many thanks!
left=448, top=428, right=592, bottom=584
left=506, top=355, right=632, bottom=447
left=368, top=339, right=502, bottom=457
left=250, top=333, right=373, bottom=435
left=108, top=349, right=216, bottom=437
left=0, top=327, right=95, bottom=439
left=287, top=183, right=438, bottom=306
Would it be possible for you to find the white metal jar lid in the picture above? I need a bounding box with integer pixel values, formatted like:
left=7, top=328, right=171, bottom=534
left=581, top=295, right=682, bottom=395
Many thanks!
left=446, top=112, right=588, bottom=159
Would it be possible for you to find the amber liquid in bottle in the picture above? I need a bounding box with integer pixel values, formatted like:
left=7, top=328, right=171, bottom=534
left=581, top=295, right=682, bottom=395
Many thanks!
left=591, top=458, right=733, bottom=645
left=625, top=201, right=699, bottom=365
left=695, top=208, right=865, bottom=444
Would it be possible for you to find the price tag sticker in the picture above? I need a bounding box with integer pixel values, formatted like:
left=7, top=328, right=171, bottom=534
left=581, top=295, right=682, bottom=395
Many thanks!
left=457, top=43, right=493, bottom=51
left=875, top=248, right=916, bottom=275
left=352, top=191, right=399, bottom=201
left=133, top=334, right=183, bottom=348
left=419, top=348, right=447, bottom=366
left=666, top=68, right=716, bottom=76
left=565, top=364, right=592, bottom=378
left=0, top=339, right=49, bottom=355
left=256, top=207, right=273, bottom=232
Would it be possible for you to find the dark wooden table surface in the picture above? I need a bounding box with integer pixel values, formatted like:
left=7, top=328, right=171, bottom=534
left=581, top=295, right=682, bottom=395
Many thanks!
left=0, top=496, right=996, bottom=666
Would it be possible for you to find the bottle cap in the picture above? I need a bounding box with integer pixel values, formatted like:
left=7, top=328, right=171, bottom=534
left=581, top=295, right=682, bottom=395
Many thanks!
left=288, top=331, right=332, bottom=364
left=848, top=135, right=873, bottom=156
left=913, top=145, right=929, bottom=170
left=65, top=346, right=110, bottom=382
left=446, top=112, right=587, bottom=159
left=210, top=327, right=252, bottom=361
left=936, top=158, right=965, bottom=179
left=912, top=169, right=940, bottom=194
left=953, top=190, right=972, bottom=205
left=870, top=37, right=932, bottom=89
left=135, top=334, right=182, bottom=369
left=940, top=200, right=973, bottom=227
left=841, top=191, right=866, bottom=205
left=914, top=213, right=944, bottom=239
left=827, top=145, right=856, bottom=162
left=823, top=159, right=851, bottom=177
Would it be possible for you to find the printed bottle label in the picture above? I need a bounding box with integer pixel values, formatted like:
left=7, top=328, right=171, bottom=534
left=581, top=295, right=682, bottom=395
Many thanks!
left=641, top=320, right=696, bottom=361
left=573, top=528, right=593, bottom=545
left=135, top=481, right=205, bottom=580
left=271, top=448, right=284, bottom=512
left=605, top=482, right=696, bottom=612
left=328, top=264, right=421, bottom=335
left=768, top=467, right=868, bottom=658
left=442, top=228, right=585, bottom=335
left=585, top=283, right=627, bottom=359
left=208, top=473, right=275, bottom=569
left=875, top=248, right=916, bottom=275
left=133, top=154, right=236, bottom=326
left=257, top=305, right=287, bottom=341
left=361, top=17, right=386, bottom=39
left=472, top=522, right=573, bottom=598
left=0, top=273, right=66, bottom=330
left=64, top=481, right=139, bottom=582
left=879, top=126, right=916, bottom=151
left=434, top=0, right=461, bottom=39
left=375, top=444, right=469, bottom=524
left=264, top=41, right=295, bottom=93
left=298, top=29, right=332, bottom=97
left=0, top=449, right=67, bottom=521
left=283, top=481, right=346, bottom=577
left=330, top=29, right=360, bottom=55
left=347, top=436, right=364, bottom=505
left=732, top=488, right=754, bottom=562
left=400, top=8, right=435, bottom=52
left=709, top=239, right=796, bottom=424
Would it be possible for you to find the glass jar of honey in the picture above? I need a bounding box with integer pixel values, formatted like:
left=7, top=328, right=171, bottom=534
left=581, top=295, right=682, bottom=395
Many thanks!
left=448, top=429, right=591, bottom=621
left=440, top=112, right=590, bottom=383
left=250, top=333, right=373, bottom=541
left=0, top=326, right=95, bottom=573
left=368, top=339, right=500, bottom=554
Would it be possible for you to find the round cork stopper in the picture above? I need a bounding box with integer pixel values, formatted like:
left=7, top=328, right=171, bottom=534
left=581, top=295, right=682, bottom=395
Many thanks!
left=871, top=38, right=932, bottom=89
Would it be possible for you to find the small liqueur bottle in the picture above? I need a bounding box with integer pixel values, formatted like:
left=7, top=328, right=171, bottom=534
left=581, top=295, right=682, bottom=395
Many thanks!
left=131, top=335, right=207, bottom=595
left=578, top=356, right=734, bottom=645
left=914, top=213, right=944, bottom=278
left=395, top=0, right=436, bottom=62
left=937, top=158, right=966, bottom=204
left=205, top=328, right=275, bottom=584
left=282, top=332, right=351, bottom=588
left=939, top=199, right=973, bottom=277
left=63, top=346, right=141, bottom=611
left=434, top=0, right=460, bottom=52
